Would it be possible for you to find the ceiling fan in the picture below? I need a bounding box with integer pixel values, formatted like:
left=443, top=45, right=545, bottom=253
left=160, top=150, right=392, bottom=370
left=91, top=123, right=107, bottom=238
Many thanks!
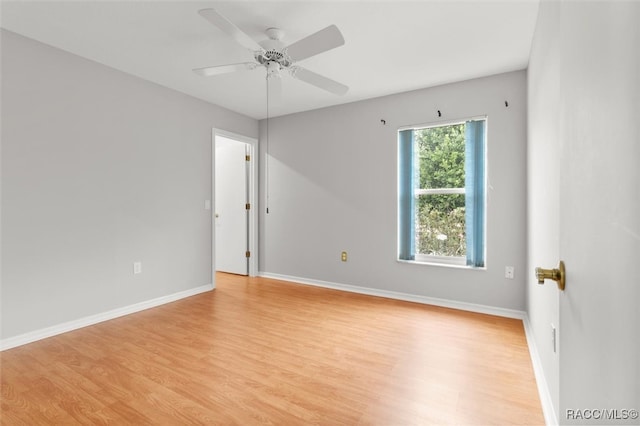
left=193, top=8, right=349, bottom=96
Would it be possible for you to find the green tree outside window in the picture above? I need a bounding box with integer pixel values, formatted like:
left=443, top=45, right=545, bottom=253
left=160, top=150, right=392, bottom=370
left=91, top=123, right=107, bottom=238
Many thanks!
left=415, top=124, right=466, bottom=257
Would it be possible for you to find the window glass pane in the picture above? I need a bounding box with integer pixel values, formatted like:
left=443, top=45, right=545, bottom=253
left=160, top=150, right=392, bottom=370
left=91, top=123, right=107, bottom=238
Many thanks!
left=415, top=124, right=465, bottom=190
left=415, top=193, right=466, bottom=257
left=398, top=119, right=485, bottom=266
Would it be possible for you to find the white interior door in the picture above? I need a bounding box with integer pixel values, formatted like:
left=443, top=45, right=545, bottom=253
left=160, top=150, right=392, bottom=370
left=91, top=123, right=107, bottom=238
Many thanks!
left=215, top=136, right=248, bottom=275
left=557, top=2, right=639, bottom=422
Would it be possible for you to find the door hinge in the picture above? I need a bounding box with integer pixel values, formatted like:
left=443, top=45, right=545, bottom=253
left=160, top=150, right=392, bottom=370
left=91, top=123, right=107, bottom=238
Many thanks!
left=245, top=155, right=250, bottom=161
left=245, top=203, right=251, bottom=210
left=245, top=251, right=251, bottom=258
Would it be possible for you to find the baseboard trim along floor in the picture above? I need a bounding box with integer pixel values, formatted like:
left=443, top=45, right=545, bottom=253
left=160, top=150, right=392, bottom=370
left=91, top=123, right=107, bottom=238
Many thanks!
left=260, top=272, right=525, bottom=319
left=0, top=283, right=213, bottom=351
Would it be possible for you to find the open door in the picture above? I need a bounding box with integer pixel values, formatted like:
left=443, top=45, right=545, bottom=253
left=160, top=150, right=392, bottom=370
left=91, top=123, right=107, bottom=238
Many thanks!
left=556, top=2, right=640, bottom=422
left=531, top=2, right=639, bottom=423
left=215, top=136, right=249, bottom=275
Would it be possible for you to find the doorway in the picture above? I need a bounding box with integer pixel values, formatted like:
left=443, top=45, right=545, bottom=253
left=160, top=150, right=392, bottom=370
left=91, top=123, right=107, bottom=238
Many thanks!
left=212, top=129, right=257, bottom=281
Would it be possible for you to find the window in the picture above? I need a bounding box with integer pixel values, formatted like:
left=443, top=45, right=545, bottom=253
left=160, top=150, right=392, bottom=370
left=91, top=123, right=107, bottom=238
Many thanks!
left=398, top=118, right=486, bottom=267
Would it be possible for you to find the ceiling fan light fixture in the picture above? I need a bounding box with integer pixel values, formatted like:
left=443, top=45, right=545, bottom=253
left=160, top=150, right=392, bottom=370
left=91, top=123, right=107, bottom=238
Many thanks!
left=266, top=61, right=281, bottom=77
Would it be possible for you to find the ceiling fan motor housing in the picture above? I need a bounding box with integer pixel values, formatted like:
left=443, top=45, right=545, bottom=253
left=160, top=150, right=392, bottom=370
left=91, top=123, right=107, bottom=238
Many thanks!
left=256, top=34, right=292, bottom=74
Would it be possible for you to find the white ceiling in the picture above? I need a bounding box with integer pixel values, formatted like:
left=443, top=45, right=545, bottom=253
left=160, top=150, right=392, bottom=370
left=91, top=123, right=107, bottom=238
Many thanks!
left=1, top=0, right=540, bottom=120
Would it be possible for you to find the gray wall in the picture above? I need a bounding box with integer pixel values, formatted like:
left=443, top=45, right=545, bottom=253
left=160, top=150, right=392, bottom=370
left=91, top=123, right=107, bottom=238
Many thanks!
left=259, top=71, right=527, bottom=311
left=1, top=30, right=257, bottom=340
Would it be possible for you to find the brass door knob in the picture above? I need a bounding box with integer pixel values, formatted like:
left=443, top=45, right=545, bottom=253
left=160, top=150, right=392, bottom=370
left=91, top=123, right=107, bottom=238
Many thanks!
left=535, top=261, right=566, bottom=291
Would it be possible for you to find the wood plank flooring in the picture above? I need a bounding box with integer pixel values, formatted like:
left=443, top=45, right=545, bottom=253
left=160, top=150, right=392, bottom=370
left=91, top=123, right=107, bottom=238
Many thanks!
left=1, top=273, right=545, bottom=425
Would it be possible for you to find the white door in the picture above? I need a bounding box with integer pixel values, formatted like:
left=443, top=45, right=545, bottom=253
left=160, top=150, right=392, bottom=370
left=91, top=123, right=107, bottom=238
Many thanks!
left=557, top=2, right=639, bottom=422
left=215, top=136, right=248, bottom=275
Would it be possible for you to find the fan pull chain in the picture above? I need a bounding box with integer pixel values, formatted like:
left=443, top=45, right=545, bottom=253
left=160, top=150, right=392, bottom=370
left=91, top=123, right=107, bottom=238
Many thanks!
left=265, top=75, right=270, bottom=214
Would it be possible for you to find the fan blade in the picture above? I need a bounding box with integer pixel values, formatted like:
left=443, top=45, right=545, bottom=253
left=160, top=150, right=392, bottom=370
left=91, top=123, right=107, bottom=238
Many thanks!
left=286, top=25, right=345, bottom=62
left=193, top=62, right=258, bottom=77
left=198, top=8, right=263, bottom=51
left=292, top=67, right=348, bottom=95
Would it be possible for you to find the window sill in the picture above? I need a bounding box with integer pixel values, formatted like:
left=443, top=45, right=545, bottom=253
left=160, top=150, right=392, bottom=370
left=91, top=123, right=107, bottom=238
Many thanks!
left=396, top=259, right=486, bottom=271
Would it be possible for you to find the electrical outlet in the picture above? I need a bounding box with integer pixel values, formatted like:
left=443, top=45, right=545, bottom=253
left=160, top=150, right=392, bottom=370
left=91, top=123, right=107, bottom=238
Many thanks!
left=341, top=251, right=347, bottom=262
left=133, top=261, right=142, bottom=274
left=505, top=266, right=515, bottom=279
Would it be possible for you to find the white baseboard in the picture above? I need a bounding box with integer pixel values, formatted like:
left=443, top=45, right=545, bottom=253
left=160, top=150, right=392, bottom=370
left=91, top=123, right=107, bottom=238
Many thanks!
left=0, top=283, right=214, bottom=351
left=523, top=314, right=558, bottom=426
left=259, top=272, right=525, bottom=319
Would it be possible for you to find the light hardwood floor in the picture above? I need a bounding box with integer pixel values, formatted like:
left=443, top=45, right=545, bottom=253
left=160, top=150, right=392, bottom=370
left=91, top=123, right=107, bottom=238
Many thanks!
left=1, top=273, right=544, bottom=425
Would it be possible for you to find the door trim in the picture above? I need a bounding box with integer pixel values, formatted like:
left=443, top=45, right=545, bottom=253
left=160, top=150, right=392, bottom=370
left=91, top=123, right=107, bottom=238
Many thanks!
left=212, top=129, right=258, bottom=285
